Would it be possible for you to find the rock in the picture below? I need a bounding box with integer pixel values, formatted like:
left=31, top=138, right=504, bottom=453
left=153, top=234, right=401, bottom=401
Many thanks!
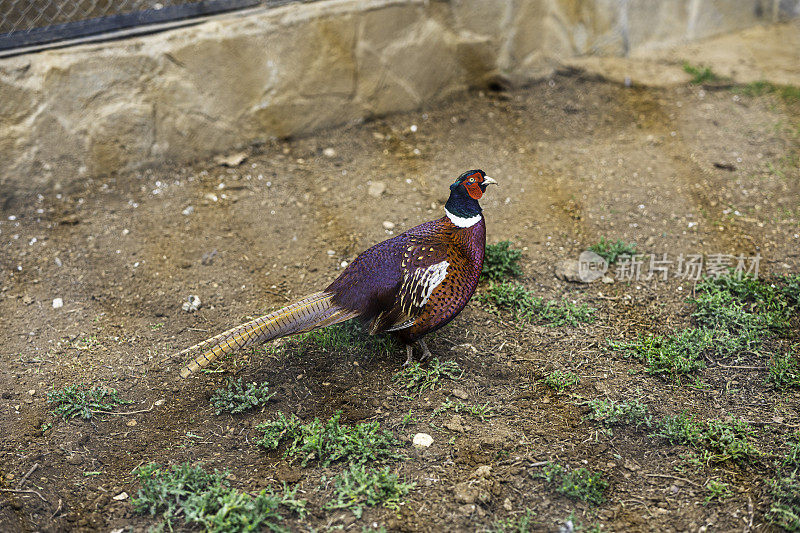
left=322, top=147, right=336, bottom=158
left=368, top=181, right=386, bottom=197
left=214, top=152, right=247, bottom=167
left=182, top=295, right=201, bottom=312
left=601, top=275, right=614, bottom=284
left=382, top=220, right=395, bottom=230
left=181, top=206, right=194, bottom=216
left=444, top=414, right=465, bottom=433
left=503, top=497, right=513, bottom=511
left=52, top=297, right=63, bottom=309
left=454, top=482, right=479, bottom=504
left=554, top=259, right=581, bottom=282
left=112, top=492, right=128, bottom=501
left=412, top=433, right=433, bottom=447
left=452, top=388, right=469, bottom=400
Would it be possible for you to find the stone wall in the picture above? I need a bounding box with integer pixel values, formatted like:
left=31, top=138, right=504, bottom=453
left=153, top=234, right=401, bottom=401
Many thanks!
left=1, top=0, right=797, bottom=200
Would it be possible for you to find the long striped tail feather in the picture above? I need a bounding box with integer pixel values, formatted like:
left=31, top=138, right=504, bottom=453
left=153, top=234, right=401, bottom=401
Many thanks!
left=177, top=292, right=358, bottom=378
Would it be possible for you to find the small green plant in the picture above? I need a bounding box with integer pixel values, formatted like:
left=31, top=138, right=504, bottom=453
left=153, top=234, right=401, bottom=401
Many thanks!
left=683, top=62, right=719, bottom=84
left=256, top=411, right=401, bottom=467
left=149, top=322, right=164, bottom=330
left=543, top=370, right=580, bottom=392
left=734, top=80, right=800, bottom=104
left=323, top=464, right=415, bottom=518
left=433, top=399, right=494, bottom=420
left=588, top=237, right=637, bottom=264
left=488, top=508, right=536, bottom=532
left=209, top=378, right=275, bottom=414
left=608, top=329, right=708, bottom=377
left=704, top=479, right=732, bottom=505
left=479, top=281, right=595, bottom=327
left=652, top=414, right=757, bottom=463
left=47, top=384, right=132, bottom=420
left=534, top=463, right=608, bottom=504
left=767, top=349, right=800, bottom=390
left=132, top=462, right=305, bottom=532
left=586, top=398, right=651, bottom=427
left=394, top=358, right=462, bottom=395
left=766, top=433, right=800, bottom=531
left=482, top=241, right=523, bottom=281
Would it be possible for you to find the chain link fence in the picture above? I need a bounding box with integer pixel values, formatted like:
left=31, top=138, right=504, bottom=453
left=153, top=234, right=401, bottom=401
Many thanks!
left=0, top=0, right=265, bottom=53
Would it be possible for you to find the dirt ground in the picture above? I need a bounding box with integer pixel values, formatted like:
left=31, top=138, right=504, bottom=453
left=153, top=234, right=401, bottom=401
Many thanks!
left=1, top=70, right=799, bottom=532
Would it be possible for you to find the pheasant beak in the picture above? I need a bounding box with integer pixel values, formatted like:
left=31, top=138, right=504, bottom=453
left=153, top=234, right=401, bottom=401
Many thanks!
left=483, top=176, right=497, bottom=186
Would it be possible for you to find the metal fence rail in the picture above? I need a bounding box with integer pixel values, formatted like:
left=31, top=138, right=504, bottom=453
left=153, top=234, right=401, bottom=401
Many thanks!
left=0, top=0, right=262, bottom=53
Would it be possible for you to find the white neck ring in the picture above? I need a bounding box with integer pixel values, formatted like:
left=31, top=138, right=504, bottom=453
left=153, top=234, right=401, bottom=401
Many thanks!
left=445, top=208, right=482, bottom=228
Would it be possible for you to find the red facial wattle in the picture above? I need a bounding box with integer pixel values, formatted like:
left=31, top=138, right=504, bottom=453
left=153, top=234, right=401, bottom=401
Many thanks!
left=463, top=172, right=484, bottom=199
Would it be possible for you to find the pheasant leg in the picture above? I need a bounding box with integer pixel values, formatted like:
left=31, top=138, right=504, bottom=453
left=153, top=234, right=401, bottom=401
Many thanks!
left=417, top=338, right=433, bottom=362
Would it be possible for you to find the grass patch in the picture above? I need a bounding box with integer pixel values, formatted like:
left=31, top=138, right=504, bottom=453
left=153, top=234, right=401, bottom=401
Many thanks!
left=767, top=348, right=800, bottom=390
left=588, top=237, right=637, bottom=264
left=133, top=462, right=305, bottom=532
left=482, top=240, right=523, bottom=281
left=479, top=281, right=596, bottom=327
left=586, top=398, right=651, bottom=427
left=433, top=399, right=494, bottom=420
left=323, top=464, right=415, bottom=518
left=209, top=378, right=274, bottom=415
left=683, top=62, right=720, bottom=84
left=534, top=463, right=608, bottom=505
left=767, top=434, right=800, bottom=531
left=734, top=80, right=800, bottom=104
left=280, top=319, right=395, bottom=357
left=487, top=508, right=536, bottom=532
left=256, top=411, right=401, bottom=467
left=543, top=370, right=580, bottom=392
left=608, top=329, right=708, bottom=377
left=652, top=414, right=757, bottom=463
left=394, top=358, right=462, bottom=395
left=47, top=384, right=132, bottom=420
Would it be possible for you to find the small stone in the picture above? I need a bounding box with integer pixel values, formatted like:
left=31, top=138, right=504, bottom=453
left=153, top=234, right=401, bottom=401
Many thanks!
left=554, top=259, right=581, bottom=282
left=368, top=181, right=386, bottom=197
left=444, top=415, right=465, bottom=433
left=126, top=419, right=137, bottom=427
left=452, top=388, right=469, bottom=400
left=322, top=147, right=336, bottom=158
left=154, top=399, right=165, bottom=406
left=327, top=250, right=336, bottom=256
left=601, top=275, right=614, bottom=284
left=503, top=497, right=513, bottom=511
left=182, top=206, right=194, bottom=216
left=66, top=454, right=83, bottom=465
left=52, top=298, right=63, bottom=309
left=473, top=465, right=492, bottom=478
left=413, top=433, right=433, bottom=447
left=382, top=221, right=395, bottom=230
left=454, top=482, right=479, bottom=504
left=182, top=295, right=201, bottom=313
left=214, top=152, right=247, bottom=167
left=112, top=492, right=128, bottom=501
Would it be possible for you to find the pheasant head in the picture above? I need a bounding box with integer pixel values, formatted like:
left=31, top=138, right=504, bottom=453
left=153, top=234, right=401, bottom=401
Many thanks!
left=444, top=169, right=497, bottom=226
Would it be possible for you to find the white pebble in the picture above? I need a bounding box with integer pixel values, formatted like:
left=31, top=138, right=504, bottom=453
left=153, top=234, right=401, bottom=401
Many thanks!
left=327, top=250, right=336, bottom=256
left=413, top=433, right=433, bottom=447
left=382, top=221, right=395, bottom=230
left=182, top=206, right=194, bottom=216
left=323, top=147, right=336, bottom=158
left=52, top=298, right=63, bottom=309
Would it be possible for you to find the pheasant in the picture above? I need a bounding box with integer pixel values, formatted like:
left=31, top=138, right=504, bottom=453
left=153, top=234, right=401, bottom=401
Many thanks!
left=177, top=169, right=497, bottom=378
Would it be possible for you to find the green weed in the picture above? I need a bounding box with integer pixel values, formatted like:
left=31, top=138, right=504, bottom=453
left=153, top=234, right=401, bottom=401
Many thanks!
left=433, top=399, right=494, bottom=421
left=704, top=479, right=732, bottom=505
left=652, top=414, right=757, bottom=463
left=608, top=329, right=708, bottom=377
left=734, top=80, right=800, bottom=104
left=323, top=464, right=415, bottom=518
left=256, top=411, right=401, bottom=467
left=534, top=463, right=608, bottom=505
left=487, top=508, right=536, bottom=532
left=767, top=349, right=800, bottom=390
left=47, top=384, right=132, bottom=420
left=132, top=462, right=305, bottom=532
left=586, top=398, right=651, bottom=427
left=588, top=237, right=637, bottom=264
left=209, top=378, right=275, bottom=415
left=766, top=434, right=800, bottom=531
left=683, top=62, right=719, bottom=84
left=543, top=370, right=580, bottom=392
left=482, top=241, right=523, bottom=281
left=394, top=358, right=462, bottom=395
left=479, top=281, right=596, bottom=327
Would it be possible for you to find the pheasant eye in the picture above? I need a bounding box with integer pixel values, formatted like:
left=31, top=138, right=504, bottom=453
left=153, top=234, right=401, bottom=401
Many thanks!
left=469, top=178, right=475, bottom=183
